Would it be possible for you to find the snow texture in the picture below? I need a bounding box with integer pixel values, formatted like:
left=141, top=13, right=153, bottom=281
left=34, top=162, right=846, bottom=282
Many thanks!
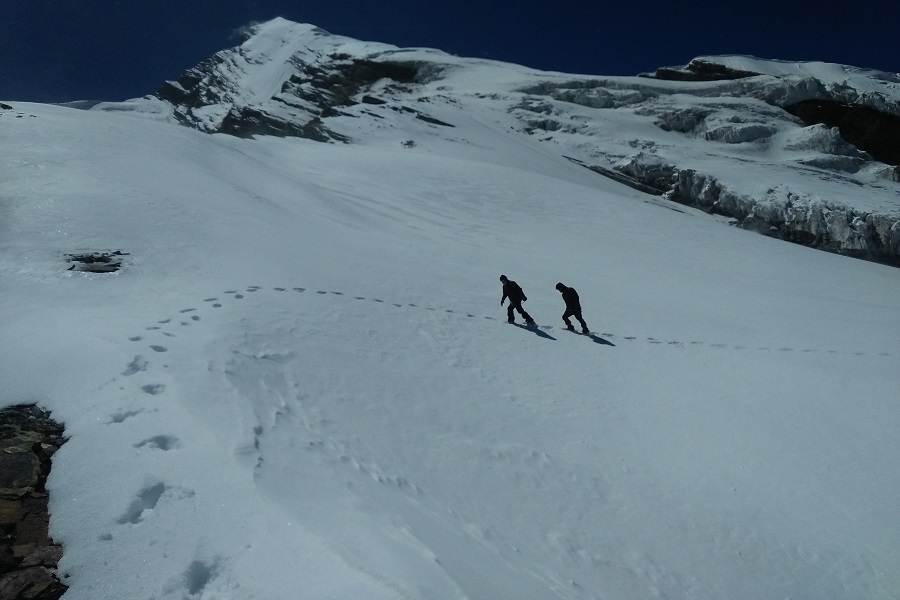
left=2, top=19, right=899, bottom=600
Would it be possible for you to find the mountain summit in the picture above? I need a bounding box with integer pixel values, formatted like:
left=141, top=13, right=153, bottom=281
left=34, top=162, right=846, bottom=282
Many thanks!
left=97, top=17, right=900, bottom=265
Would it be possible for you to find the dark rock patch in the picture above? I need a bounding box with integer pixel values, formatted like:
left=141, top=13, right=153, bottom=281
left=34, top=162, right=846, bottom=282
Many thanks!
left=65, top=251, right=128, bottom=273
left=219, top=108, right=348, bottom=142
left=785, top=100, right=900, bottom=166
left=157, top=50, right=429, bottom=142
left=641, top=59, right=762, bottom=82
left=0, top=404, right=67, bottom=600
left=415, top=113, right=454, bottom=127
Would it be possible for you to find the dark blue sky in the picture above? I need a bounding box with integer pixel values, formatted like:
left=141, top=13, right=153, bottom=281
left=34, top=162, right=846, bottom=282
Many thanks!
left=3, top=1, right=898, bottom=103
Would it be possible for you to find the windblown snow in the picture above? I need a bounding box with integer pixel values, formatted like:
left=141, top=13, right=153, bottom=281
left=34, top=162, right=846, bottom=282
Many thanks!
left=1, top=18, right=899, bottom=600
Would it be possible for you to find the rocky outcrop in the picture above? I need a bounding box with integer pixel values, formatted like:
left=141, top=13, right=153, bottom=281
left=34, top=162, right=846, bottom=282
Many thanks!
left=644, top=59, right=763, bottom=82
left=784, top=100, right=900, bottom=166
left=156, top=53, right=428, bottom=142
left=0, top=405, right=67, bottom=600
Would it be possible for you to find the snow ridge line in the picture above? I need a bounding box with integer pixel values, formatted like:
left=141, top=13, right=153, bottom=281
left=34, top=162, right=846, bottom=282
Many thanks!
left=126, top=285, right=895, bottom=358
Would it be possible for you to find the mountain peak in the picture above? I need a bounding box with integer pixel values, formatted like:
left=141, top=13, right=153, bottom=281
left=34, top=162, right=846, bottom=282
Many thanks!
left=93, top=20, right=900, bottom=266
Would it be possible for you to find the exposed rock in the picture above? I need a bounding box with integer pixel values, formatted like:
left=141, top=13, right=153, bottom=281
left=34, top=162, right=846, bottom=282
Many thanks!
left=643, top=59, right=763, bottom=81
left=785, top=100, right=900, bottom=165
left=218, top=107, right=348, bottom=142
left=650, top=107, right=713, bottom=133
left=64, top=250, right=128, bottom=273
left=0, top=452, right=38, bottom=498
left=157, top=52, right=427, bottom=142
left=0, top=405, right=67, bottom=600
left=0, top=567, right=66, bottom=600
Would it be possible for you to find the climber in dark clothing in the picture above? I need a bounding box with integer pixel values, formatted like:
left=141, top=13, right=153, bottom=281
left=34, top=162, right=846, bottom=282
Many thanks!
left=556, top=282, right=589, bottom=333
left=500, top=275, right=535, bottom=325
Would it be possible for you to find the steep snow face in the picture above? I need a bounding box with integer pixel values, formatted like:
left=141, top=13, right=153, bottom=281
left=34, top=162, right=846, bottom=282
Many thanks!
left=93, top=18, right=900, bottom=266
left=3, top=96, right=900, bottom=600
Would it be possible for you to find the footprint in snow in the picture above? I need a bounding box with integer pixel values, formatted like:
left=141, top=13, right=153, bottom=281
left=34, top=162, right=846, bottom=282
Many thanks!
left=117, top=482, right=168, bottom=524
left=150, top=345, right=168, bottom=353
left=134, top=435, right=179, bottom=451
left=140, top=384, right=166, bottom=395
left=121, top=356, right=149, bottom=376
left=108, top=409, right=143, bottom=424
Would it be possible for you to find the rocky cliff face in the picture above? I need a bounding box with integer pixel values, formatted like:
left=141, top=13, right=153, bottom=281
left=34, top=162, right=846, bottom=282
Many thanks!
left=0, top=405, right=67, bottom=600
left=99, top=20, right=900, bottom=267
left=156, top=52, right=429, bottom=142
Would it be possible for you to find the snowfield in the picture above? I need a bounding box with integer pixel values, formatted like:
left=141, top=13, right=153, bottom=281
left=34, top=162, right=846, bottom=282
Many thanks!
left=2, top=60, right=899, bottom=600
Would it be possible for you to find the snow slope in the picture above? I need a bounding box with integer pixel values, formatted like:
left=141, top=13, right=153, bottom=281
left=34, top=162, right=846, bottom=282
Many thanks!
left=96, top=18, right=900, bottom=265
left=2, top=92, right=899, bottom=599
